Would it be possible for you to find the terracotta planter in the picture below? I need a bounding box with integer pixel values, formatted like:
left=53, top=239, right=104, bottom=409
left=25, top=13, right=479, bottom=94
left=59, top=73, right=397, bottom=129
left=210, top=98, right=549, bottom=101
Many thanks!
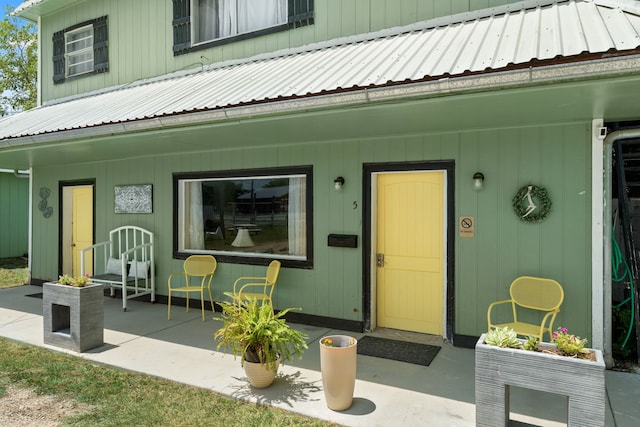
left=43, top=282, right=104, bottom=352
left=475, top=334, right=605, bottom=427
left=320, top=335, right=357, bottom=411
left=243, top=358, right=280, bottom=388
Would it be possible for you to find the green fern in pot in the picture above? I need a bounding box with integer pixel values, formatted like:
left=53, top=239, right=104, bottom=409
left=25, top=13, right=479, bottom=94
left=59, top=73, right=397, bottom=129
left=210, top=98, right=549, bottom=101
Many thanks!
left=214, top=297, right=308, bottom=373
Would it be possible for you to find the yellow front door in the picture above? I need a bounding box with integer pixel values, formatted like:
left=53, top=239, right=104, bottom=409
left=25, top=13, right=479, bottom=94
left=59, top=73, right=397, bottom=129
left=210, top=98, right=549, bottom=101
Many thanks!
left=72, top=186, right=93, bottom=277
left=376, top=171, right=445, bottom=335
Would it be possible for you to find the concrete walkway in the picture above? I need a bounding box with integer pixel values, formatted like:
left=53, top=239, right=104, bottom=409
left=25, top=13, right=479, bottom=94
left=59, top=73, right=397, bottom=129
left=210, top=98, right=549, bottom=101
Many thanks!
left=1, top=284, right=639, bottom=426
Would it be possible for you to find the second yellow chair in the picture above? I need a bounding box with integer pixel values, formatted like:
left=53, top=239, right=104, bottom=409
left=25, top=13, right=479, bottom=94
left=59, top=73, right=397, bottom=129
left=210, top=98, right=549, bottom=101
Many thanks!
left=232, top=260, right=281, bottom=308
left=487, top=275, right=564, bottom=341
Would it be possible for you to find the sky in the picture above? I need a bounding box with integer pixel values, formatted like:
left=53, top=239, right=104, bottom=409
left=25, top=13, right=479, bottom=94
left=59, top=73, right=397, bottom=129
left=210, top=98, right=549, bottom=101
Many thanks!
left=1, top=0, right=23, bottom=20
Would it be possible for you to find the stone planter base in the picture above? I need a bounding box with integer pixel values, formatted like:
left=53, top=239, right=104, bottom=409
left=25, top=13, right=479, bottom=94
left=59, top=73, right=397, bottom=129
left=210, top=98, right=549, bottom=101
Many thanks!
left=43, top=282, right=104, bottom=352
left=475, top=334, right=605, bottom=427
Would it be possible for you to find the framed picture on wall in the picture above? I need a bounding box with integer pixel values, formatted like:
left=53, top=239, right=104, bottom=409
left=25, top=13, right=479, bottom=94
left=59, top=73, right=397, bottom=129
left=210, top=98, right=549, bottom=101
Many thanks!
left=114, top=184, right=153, bottom=214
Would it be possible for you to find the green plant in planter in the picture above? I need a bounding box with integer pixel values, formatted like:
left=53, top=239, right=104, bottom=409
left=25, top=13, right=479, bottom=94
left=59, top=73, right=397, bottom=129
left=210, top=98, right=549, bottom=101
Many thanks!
left=522, top=335, right=539, bottom=351
left=214, top=297, right=308, bottom=372
left=57, top=273, right=91, bottom=287
left=551, top=327, right=590, bottom=358
left=484, top=327, right=521, bottom=348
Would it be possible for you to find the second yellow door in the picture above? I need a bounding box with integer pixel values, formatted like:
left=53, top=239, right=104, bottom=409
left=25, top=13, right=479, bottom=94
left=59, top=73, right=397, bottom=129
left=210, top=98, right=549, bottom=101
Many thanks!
left=376, top=172, right=445, bottom=335
left=72, top=186, right=93, bottom=277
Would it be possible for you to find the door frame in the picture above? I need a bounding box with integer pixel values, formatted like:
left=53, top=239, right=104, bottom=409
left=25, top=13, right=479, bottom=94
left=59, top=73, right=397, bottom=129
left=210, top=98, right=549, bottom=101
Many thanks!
left=58, top=179, right=96, bottom=276
left=363, top=161, right=455, bottom=341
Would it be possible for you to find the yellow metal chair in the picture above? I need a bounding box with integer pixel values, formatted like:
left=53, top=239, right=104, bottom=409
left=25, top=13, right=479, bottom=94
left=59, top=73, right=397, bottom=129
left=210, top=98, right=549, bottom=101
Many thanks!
left=168, top=255, right=217, bottom=321
left=232, top=260, right=281, bottom=308
left=487, top=276, right=564, bottom=341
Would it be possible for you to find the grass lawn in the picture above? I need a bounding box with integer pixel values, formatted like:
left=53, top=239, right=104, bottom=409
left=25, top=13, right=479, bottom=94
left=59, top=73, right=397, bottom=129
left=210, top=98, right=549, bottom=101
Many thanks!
left=0, top=259, right=337, bottom=426
left=0, top=339, right=335, bottom=426
left=0, top=257, right=29, bottom=289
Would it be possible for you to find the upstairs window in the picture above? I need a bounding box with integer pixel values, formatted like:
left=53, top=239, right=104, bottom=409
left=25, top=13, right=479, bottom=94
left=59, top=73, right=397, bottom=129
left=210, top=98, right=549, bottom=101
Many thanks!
left=53, top=16, right=109, bottom=84
left=65, top=24, right=94, bottom=77
left=173, top=0, right=314, bottom=55
left=194, top=0, right=287, bottom=44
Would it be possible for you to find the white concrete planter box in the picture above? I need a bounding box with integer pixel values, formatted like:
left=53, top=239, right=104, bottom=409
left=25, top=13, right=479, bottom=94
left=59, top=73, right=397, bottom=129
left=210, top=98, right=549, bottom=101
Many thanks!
left=43, top=282, right=104, bottom=352
left=475, top=334, right=605, bottom=427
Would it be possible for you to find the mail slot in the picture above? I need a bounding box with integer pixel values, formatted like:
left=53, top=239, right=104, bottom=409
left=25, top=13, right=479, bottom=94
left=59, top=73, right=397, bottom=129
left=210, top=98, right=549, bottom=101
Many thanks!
left=328, top=234, right=358, bottom=248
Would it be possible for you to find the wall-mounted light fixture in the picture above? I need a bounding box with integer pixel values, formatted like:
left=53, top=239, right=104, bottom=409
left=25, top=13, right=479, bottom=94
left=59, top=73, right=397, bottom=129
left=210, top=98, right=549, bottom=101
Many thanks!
left=473, top=172, right=484, bottom=191
left=334, top=176, right=345, bottom=191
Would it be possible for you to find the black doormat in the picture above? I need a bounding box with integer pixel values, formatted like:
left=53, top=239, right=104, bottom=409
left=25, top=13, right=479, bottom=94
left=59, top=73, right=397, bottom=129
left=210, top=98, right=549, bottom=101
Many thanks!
left=25, top=293, right=43, bottom=299
left=357, top=336, right=441, bottom=366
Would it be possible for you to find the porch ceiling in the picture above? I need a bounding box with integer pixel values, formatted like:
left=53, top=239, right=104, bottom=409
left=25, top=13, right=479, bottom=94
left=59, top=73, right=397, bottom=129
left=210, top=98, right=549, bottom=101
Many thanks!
left=2, top=70, right=640, bottom=170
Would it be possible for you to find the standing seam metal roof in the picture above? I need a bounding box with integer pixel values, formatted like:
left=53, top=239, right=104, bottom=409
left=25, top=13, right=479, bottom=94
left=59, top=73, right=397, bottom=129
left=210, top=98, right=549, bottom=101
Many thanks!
left=2, top=0, right=640, bottom=140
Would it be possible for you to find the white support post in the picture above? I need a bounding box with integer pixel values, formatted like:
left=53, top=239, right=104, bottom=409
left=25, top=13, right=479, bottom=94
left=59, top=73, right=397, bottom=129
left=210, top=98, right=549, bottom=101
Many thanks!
left=591, top=119, right=606, bottom=357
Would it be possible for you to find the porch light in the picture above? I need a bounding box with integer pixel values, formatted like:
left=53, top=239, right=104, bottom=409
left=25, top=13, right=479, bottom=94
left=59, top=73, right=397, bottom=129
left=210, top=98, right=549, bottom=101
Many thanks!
left=473, top=172, right=484, bottom=191
left=334, top=176, right=345, bottom=191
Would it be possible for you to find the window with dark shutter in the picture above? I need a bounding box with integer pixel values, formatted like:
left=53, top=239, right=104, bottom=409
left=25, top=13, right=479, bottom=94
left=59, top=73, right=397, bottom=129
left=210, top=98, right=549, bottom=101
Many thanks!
left=52, top=16, right=109, bottom=84
left=172, top=0, right=191, bottom=55
left=288, top=0, right=314, bottom=28
left=52, top=30, right=65, bottom=84
left=93, top=16, right=109, bottom=73
left=173, top=0, right=314, bottom=56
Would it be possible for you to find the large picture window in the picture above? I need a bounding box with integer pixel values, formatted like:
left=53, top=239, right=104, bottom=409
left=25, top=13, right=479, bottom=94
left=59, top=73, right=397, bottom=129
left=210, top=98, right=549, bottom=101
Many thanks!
left=174, top=167, right=313, bottom=268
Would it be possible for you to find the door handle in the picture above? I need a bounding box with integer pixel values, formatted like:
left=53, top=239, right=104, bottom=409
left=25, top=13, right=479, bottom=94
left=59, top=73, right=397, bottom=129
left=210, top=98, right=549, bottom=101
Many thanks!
left=376, top=253, right=385, bottom=267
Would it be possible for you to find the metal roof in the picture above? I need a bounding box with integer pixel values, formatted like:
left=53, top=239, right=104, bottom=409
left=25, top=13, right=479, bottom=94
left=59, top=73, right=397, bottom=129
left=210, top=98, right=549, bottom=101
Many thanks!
left=2, top=0, right=640, bottom=142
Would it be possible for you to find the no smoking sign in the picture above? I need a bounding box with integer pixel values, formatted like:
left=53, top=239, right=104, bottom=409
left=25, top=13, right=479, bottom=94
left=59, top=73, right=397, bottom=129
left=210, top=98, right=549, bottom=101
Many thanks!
left=459, top=216, right=475, bottom=238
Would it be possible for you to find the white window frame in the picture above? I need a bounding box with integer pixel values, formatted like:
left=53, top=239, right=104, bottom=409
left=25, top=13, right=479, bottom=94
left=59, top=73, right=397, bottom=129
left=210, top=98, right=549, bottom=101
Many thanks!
left=64, top=24, right=94, bottom=78
left=192, top=0, right=288, bottom=45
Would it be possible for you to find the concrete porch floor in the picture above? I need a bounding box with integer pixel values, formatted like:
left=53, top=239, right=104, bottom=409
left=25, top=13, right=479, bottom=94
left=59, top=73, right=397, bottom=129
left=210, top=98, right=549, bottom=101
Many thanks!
left=1, top=284, right=638, bottom=426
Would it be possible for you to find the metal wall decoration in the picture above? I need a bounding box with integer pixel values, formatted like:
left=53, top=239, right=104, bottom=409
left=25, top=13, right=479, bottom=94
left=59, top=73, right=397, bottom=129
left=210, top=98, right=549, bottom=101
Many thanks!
left=39, top=187, right=53, bottom=218
left=114, top=184, right=153, bottom=214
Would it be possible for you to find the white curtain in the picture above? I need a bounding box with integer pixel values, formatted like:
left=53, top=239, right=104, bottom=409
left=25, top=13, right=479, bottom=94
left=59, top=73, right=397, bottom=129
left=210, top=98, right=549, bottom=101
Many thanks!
left=217, top=0, right=237, bottom=38
left=197, top=0, right=287, bottom=42
left=288, top=177, right=306, bottom=256
left=197, top=0, right=217, bottom=42
left=238, top=0, right=287, bottom=34
left=186, top=182, right=205, bottom=250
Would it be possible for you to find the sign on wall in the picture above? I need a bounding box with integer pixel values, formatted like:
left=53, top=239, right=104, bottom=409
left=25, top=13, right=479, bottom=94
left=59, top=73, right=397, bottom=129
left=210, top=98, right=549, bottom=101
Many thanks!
left=114, top=184, right=153, bottom=214
left=459, top=216, right=474, bottom=238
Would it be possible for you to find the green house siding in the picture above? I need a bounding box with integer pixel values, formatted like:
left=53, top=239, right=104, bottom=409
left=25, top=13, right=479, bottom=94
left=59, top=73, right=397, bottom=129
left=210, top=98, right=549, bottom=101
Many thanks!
left=0, top=173, right=29, bottom=258
left=39, top=0, right=522, bottom=103
left=30, top=120, right=592, bottom=339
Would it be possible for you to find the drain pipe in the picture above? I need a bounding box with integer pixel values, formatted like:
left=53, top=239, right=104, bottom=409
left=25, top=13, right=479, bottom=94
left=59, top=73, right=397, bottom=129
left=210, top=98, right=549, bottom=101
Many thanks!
left=603, top=127, right=640, bottom=367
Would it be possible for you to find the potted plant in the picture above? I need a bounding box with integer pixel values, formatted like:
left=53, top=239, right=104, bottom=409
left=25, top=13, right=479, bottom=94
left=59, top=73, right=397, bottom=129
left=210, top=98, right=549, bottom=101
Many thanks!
left=43, top=274, right=104, bottom=352
left=214, top=297, right=308, bottom=388
left=476, top=327, right=605, bottom=427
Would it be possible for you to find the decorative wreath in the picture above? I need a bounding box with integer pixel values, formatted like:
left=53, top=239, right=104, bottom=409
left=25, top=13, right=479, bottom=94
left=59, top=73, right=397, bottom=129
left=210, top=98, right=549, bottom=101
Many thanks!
left=512, top=185, right=552, bottom=223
